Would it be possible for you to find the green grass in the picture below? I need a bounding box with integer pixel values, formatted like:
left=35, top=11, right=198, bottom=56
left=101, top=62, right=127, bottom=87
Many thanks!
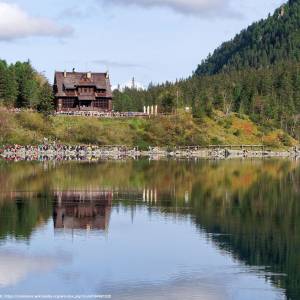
left=0, top=110, right=297, bottom=149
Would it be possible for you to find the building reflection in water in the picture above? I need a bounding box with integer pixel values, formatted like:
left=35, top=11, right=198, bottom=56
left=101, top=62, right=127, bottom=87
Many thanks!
left=51, top=187, right=169, bottom=234
left=143, top=188, right=158, bottom=203
left=52, top=191, right=113, bottom=232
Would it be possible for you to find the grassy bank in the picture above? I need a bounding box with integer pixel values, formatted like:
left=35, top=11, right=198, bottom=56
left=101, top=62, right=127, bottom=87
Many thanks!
left=0, top=110, right=298, bottom=149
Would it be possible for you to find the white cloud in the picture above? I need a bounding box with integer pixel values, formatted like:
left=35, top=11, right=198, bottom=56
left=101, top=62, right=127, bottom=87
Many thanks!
left=100, top=0, right=239, bottom=17
left=59, top=5, right=94, bottom=19
left=0, top=2, right=73, bottom=41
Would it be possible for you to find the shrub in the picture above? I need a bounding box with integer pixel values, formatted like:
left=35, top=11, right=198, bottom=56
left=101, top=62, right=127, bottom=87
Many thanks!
left=16, top=112, right=44, bottom=131
left=278, top=133, right=292, bottom=147
left=233, top=129, right=241, bottom=137
left=211, top=137, right=223, bottom=145
left=0, top=111, right=12, bottom=145
left=224, top=118, right=233, bottom=129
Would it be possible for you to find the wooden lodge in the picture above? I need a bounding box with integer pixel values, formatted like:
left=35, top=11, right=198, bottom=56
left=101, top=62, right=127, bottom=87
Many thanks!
left=53, top=70, right=113, bottom=112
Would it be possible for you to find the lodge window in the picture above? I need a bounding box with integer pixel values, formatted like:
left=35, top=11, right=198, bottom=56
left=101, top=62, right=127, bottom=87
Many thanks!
left=94, top=99, right=108, bottom=109
left=62, top=98, right=75, bottom=108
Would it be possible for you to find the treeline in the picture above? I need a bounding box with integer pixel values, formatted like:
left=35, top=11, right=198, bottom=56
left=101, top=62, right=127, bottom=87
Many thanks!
left=0, top=59, right=53, bottom=114
left=113, top=61, right=300, bottom=139
left=113, top=82, right=180, bottom=113
left=195, top=0, right=300, bottom=75
left=114, top=0, right=300, bottom=140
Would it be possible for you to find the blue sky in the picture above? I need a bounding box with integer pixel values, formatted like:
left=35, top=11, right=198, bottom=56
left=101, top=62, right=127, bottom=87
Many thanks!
left=0, top=0, right=285, bottom=87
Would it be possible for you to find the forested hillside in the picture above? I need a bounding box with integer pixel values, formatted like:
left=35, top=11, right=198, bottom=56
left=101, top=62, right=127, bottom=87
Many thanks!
left=114, top=0, right=300, bottom=141
left=195, top=0, right=300, bottom=75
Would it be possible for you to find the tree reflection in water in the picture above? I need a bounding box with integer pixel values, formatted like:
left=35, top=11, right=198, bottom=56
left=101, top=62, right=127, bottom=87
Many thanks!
left=0, top=159, right=299, bottom=299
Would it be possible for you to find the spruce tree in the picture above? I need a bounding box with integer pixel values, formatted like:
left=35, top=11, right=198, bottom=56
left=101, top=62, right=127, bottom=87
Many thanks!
left=0, top=60, right=7, bottom=104
left=3, top=65, right=18, bottom=107
left=37, top=83, right=54, bottom=116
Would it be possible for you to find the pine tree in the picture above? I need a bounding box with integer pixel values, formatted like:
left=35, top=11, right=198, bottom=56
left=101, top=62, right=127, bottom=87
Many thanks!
left=37, top=83, right=54, bottom=116
left=159, top=91, right=175, bottom=113
left=3, top=66, right=18, bottom=107
left=15, top=61, right=36, bottom=108
left=0, top=60, right=7, bottom=103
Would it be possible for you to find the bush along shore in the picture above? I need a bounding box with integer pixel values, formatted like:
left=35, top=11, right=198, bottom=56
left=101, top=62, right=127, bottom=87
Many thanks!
left=1, top=144, right=299, bottom=161
left=0, top=110, right=299, bottom=149
left=1, top=108, right=299, bottom=162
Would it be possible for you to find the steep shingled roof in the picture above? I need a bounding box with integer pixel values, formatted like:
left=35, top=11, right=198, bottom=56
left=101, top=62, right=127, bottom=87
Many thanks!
left=54, top=71, right=112, bottom=98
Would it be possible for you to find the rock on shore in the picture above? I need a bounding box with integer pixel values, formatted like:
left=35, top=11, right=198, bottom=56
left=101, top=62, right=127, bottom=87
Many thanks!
left=0, top=145, right=299, bottom=161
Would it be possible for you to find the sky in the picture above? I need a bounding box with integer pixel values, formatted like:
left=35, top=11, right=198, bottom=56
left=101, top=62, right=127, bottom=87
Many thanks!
left=0, top=0, right=285, bottom=87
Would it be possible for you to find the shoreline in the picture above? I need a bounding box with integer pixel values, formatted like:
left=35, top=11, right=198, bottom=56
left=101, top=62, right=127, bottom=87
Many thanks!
left=1, top=145, right=299, bottom=161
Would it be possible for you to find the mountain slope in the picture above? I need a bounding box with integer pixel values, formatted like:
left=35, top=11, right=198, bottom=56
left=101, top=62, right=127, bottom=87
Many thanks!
left=196, top=0, right=300, bottom=75
left=0, top=110, right=296, bottom=148
left=68, top=0, right=300, bottom=142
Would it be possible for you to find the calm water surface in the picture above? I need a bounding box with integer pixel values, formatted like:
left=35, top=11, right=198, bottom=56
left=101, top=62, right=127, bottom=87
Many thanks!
left=0, top=159, right=299, bottom=300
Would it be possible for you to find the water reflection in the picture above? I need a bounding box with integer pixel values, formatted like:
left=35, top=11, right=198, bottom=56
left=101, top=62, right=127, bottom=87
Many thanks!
left=53, top=191, right=112, bottom=232
left=0, top=251, right=64, bottom=288
left=0, top=159, right=299, bottom=299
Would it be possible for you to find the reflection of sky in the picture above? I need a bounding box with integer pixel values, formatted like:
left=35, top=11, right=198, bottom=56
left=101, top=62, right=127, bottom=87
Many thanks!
left=0, top=207, right=285, bottom=299
left=0, top=251, right=66, bottom=288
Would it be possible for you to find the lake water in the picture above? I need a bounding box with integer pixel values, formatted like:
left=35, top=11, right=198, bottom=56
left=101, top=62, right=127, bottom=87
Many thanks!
left=0, top=159, right=299, bottom=300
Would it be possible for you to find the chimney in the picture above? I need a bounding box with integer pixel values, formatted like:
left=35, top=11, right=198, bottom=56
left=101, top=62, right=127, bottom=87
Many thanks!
left=87, top=71, right=92, bottom=79
left=63, top=70, right=67, bottom=78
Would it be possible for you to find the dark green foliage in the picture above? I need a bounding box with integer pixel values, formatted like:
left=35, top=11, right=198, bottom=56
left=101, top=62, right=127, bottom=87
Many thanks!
left=112, top=82, right=175, bottom=113
left=5, top=66, right=18, bottom=106
left=113, top=88, right=145, bottom=112
left=37, top=83, right=54, bottom=116
left=114, top=0, right=300, bottom=140
left=159, top=91, right=175, bottom=113
left=114, top=62, right=300, bottom=139
left=0, top=60, right=18, bottom=107
left=195, top=0, right=300, bottom=75
left=14, top=61, right=40, bottom=108
left=0, top=59, right=48, bottom=110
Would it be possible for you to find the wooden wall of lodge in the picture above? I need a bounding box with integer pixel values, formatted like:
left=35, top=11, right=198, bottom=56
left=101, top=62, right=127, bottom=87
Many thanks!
left=64, top=89, right=108, bottom=97
left=55, top=86, right=113, bottom=111
left=56, top=98, right=113, bottom=111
